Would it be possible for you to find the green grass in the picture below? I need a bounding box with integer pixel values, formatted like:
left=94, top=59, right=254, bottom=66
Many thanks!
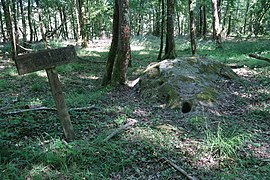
left=0, top=36, right=270, bottom=179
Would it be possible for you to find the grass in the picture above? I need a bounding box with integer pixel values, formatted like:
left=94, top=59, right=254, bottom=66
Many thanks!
left=0, top=36, right=270, bottom=179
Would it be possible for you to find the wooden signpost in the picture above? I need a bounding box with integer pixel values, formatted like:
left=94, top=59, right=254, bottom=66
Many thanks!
left=14, top=46, right=77, bottom=141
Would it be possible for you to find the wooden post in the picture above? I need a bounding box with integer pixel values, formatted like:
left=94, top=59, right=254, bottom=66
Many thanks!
left=46, top=68, right=75, bottom=141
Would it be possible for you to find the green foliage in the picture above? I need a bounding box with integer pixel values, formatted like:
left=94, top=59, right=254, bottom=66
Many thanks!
left=0, top=79, right=8, bottom=90
left=0, top=37, right=269, bottom=179
left=203, top=125, right=250, bottom=160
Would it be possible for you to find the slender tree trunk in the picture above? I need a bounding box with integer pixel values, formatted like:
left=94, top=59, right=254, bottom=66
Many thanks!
left=111, top=0, right=130, bottom=85
left=222, top=0, right=229, bottom=34
left=157, top=0, right=165, bottom=60
left=75, top=0, right=81, bottom=42
left=163, top=0, right=176, bottom=59
left=11, top=0, right=18, bottom=39
left=202, top=5, right=207, bottom=37
left=227, top=12, right=232, bottom=36
left=212, top=0, right=222, bottom=47
left=176, top=11, right=181, bottom=35
left=27, top=0, right=33, bottom=42
left=19, top=0, right=27, bottom=41
left=62, top=7, right=68, bottom=39
left=103, top=0, right=119, bottom=85
left=1, top=0, right=16, bottom=59
left=243, top=0, right=250, bottom=35
left=189, top=0, right=196, bottom=56
left=198, top=5, right=203, bottom=36
left=0, top=6, right=7, bottom=42
left=36, top=0, right=47, bottom=47
left=78, top=0, right=87, bottom=47
left=137, top=0, right=144, bottom=36
left=153, top=0, right=161, bottom=36
left=71, top=10, right=78, bottom=40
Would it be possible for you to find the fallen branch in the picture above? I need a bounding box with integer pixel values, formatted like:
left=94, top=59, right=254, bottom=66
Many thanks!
left=17, top=43, right=34, bottom=52
left=162, top=157, right=198, bottom=180
left=248, top=54, right=270, bottom=63
left=1, top=105, right=96, bottom=115
left=104, top=118, right=138, bottom=142
left=2, top=107, right=56, bottom=115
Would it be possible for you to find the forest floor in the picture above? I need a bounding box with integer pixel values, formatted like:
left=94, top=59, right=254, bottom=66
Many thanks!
left=0, top=36, right=269, bottom=179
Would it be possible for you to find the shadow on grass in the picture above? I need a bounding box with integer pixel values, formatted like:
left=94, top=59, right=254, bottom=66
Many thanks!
left=1, top=37, right=270, bottom=179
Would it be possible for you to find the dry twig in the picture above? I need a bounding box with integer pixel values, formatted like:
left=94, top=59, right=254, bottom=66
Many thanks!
left=162, top=157, right=198, bottom=180
left=1, top=105, right=96, bottom=115
left=104, top=118, right=138, bottom=142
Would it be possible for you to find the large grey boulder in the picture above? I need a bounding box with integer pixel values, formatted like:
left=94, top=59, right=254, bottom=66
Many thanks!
left=139, top=57, right=238, bottom=113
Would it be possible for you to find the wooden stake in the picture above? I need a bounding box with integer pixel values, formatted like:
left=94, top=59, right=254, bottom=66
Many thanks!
left=46, top=68, right=75, bottom=141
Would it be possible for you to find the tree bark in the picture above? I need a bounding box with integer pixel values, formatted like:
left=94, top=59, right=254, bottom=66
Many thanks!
left=1, top=0, right=16, bottom=59
left=162, top=0, right=176, bottom=59
left=202, top=5, right=207, bottom=37
left=36, top=0, right=47, bottom=47
left=27, top=0, right=33, bottom=42
left=0, top=5, right=7, bottom=42
left=243, top=0, right=250, bottom=35
left=136, top=0, right=144, bottom=36
left=212, top=0, right=222, bottom=48
left=102, top=0, right=119, bottom=85
left=111, top=0, right=130, bottom=85
left=157, top=0, right=165, bottom=60
left=189, top=0, right=196, bottom=56
left=19, top=0, right=27, bottom=41
left=153, top=0, right=161, bottom=36
left=78, top=0, right=87, bottom=47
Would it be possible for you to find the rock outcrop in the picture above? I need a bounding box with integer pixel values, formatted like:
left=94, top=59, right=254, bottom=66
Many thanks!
left=139, top=57, right=238, bottom=113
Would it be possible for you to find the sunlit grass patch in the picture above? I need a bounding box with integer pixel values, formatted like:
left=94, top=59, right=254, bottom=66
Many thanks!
left=200, top=125, right=251, bottom=164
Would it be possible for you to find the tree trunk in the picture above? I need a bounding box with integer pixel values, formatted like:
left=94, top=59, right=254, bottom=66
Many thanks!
left=153, top=0, right=161, bottom=36
left=11, top=0, right=18, bottom=42
left=75, top=0, right=81, bottom=43
left=137, top=0, right=144, bottom=36
left=202, top=5, right=207, bottom=37
left=189, top=0, right=196, bottom=56
left=102, top=0, right=119, bottom=85
left=162, top=0, right=176, bottom=59
left=1, top=0, right=16, bottom=59
left=227, top=13, right=231, bottom=36
left=157, top=0, right=165, bottom=60
left=211, top=0, right=222, bottom=47
left=176, top=10, right=181, bottom=35
left=27, top=0, right=33, bottom=42
left=111, top=0, right=130, bottom=85
left=198, top=5, right=203, bottom=36
left=0, top=6, right=7, bottom=42
left=36, top=0, right=47, bottom=47
left=19, top=0, right=27, bottom=41
left=243, top=0, right=250, bottom=35
left=71, top=9, right=78, bottom=40
left=62, top=7, right=68, bottom=39
left=78, top=0, right=87, bottom=47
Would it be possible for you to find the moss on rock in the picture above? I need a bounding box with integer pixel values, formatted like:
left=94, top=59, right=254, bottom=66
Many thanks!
left=139, top=57, right=238, bottom=112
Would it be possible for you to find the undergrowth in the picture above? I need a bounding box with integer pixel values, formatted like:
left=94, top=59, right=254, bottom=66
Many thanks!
left=0, top=36, right=269, bottom=179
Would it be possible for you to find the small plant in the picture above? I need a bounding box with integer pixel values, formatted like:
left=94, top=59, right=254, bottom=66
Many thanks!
left=203, top=125, right=250, bottom=160
left=114, top=115, right=126, bottom=125
left=31, top=82, right=45, bottom=92
left=0, top=79, right=8, bottom=90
